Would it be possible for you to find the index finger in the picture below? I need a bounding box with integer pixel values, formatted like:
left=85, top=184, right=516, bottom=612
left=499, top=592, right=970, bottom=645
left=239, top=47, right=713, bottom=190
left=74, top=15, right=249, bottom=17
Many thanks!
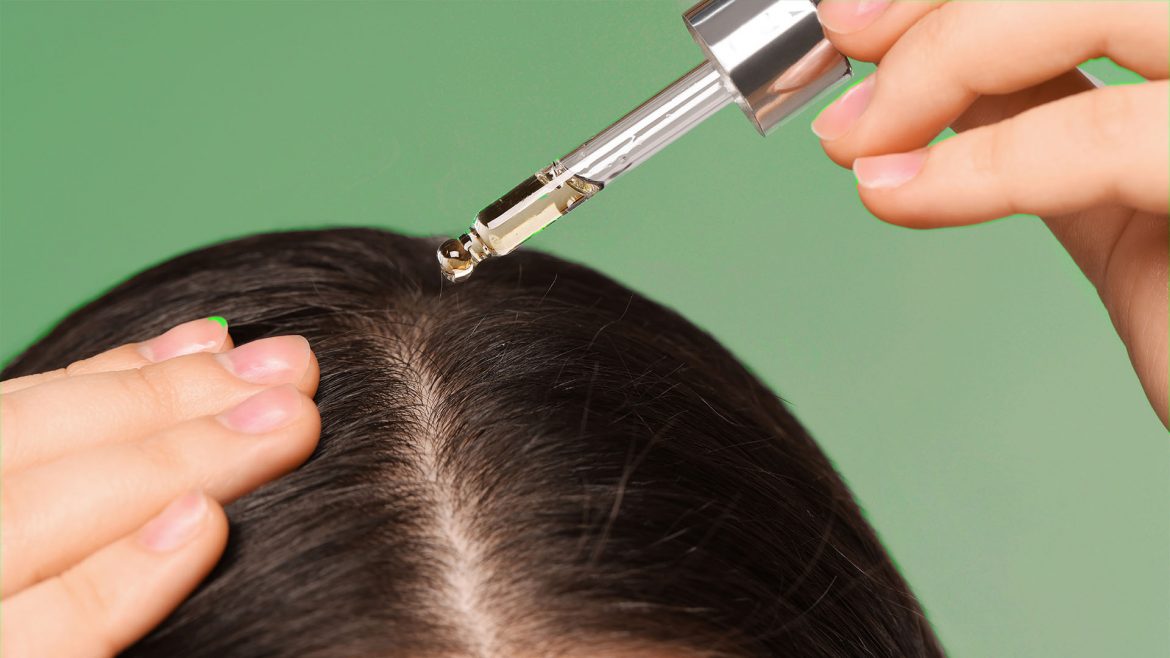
left=817, top=1, right=1170, bottom=166
left=1, top=335, right=317, bottom=474
left=1, top=317, right=234, bottom=395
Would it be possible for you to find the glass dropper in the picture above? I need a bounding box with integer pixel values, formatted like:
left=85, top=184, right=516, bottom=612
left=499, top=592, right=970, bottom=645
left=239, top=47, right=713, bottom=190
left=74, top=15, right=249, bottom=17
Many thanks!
left=437, top=0, right=851, bottom=283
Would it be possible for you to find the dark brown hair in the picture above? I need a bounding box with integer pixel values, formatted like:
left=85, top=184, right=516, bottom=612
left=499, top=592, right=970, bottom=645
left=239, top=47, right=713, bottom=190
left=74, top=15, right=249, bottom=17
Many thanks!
left=4, top=228, right=942, bottom=657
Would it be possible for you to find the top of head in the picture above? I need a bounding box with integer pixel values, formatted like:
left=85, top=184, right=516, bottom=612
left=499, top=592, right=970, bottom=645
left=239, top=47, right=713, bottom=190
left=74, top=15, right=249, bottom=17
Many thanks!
left=4, top=228, right=941, bottom=658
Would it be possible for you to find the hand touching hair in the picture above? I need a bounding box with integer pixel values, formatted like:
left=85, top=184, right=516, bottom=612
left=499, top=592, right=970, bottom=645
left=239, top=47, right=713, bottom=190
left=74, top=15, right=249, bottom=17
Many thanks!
left=4, top=228, right=942, bottom=658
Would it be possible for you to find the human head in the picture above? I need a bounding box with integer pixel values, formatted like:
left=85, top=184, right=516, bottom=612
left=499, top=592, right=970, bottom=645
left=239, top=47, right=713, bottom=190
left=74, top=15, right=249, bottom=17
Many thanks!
left=4, top=228, right=941, bottom=657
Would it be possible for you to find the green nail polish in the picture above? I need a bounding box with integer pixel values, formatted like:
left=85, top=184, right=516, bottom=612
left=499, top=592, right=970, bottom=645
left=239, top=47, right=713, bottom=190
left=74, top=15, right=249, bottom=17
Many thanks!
left=208, top=316, right=228, bottom=328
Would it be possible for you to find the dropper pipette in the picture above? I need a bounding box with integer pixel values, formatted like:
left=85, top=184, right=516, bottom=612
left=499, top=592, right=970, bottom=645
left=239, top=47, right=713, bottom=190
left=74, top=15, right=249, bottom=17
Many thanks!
left=438, top=0, right=850, bottom=282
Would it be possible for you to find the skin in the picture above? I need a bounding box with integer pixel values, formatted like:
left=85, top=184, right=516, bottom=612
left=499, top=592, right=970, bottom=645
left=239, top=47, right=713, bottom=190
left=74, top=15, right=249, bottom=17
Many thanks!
left=1, top=318, right=322, bottom=657
left=812, top=0, right=1169, bottom=428
left=2, top=2, right=1166, bottom=654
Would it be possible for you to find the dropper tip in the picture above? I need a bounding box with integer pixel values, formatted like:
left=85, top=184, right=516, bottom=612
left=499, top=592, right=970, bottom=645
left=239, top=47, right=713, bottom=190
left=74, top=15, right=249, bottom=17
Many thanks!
left=437, top=237, right=476, bottom=283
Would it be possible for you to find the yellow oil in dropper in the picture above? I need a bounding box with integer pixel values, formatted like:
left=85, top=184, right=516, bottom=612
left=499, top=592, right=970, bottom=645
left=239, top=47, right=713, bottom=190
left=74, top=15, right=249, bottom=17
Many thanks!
left=438, top=161, right=601, bottom=282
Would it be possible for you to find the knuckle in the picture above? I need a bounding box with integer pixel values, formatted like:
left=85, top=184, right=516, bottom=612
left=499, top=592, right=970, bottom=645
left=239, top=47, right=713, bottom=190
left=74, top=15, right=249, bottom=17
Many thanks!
left=0, top=486, right=20, bottom=536
left=1084, top=88, right=1132, bottom=153
left=893, top=4, right=978, bottom=99
left=0, top=487, right=32, bottom=571
left=953, top=5, right=1013, bottom=93
left=0, top=395, right=21, bottom=440
left=968, top=122, right=1008, bottom=178
left=129, top=436, right=189, bottom=476
left=64, top=358, right=93, bottom=378
left=913, top=3, right=961, bottom=59
left=967, top=119, right=1025, bottom=215
left=58, top=570, right=119, bottom=656
left=122, top=365, right=183, bottom=418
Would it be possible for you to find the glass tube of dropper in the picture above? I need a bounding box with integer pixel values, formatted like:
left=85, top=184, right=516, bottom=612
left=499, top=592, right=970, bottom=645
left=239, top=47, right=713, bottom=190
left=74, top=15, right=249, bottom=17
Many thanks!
left=437, top=61, right=735, bottom=282
left=561, top=60, right=732, bottom=184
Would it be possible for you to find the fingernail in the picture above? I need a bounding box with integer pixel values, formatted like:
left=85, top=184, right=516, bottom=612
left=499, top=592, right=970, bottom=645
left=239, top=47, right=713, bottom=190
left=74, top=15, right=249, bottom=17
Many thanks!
left=853, top=149, right=928, bottom=189
left=139, top=491, right=208, bottom=552
left=215, top=335, right=310, bottom=385
left=817, top=0, right=891, bottom=34
left=216, top=385, right=303, bottom=434
left=811, top=75, right=875, bottom=141
left=138, top=317, right=230, bottom=363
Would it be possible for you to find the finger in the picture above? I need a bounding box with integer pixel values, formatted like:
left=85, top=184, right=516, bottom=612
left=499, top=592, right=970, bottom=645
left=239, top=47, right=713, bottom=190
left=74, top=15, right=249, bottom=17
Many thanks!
left=1, top=492, right=227, bottom=658
left=815, top=1, right=1169, bottom=165
left=0, top=317, right=233, bottom=395
left=2, top=385, right=318, bottom=596
left=1, top=334, right=318, bottom=473
left=816, top=0, right=945, bottom=62
left=950, top=69, right=1098, bottom=135
left=850, top=81, right=1169, bottom=226
left=1094, top=207, right=1170, bottom=426
left=893, top=66, right=1170, bottom=427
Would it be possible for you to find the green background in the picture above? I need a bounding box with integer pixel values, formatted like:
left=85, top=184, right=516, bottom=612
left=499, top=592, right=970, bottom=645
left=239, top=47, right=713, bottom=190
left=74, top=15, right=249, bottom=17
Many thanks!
left=1, top=2, right=1166, bottom=655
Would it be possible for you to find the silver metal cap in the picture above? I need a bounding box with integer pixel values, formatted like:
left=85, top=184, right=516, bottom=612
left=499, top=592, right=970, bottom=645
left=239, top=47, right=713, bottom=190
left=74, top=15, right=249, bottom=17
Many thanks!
left=685, top=0, right=851, bottom=135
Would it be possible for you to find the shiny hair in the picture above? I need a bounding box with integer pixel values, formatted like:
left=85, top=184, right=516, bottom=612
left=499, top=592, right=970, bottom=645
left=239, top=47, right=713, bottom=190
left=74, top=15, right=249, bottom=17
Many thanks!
left=4, top=228, right=942, bottom=657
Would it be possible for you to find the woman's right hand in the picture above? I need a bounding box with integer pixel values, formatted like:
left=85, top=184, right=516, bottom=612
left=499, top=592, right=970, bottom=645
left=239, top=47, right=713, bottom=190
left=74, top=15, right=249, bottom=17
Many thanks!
left=0, top=318, right=321, bottom=657
left=813, top=0, right=1169, bottom=427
